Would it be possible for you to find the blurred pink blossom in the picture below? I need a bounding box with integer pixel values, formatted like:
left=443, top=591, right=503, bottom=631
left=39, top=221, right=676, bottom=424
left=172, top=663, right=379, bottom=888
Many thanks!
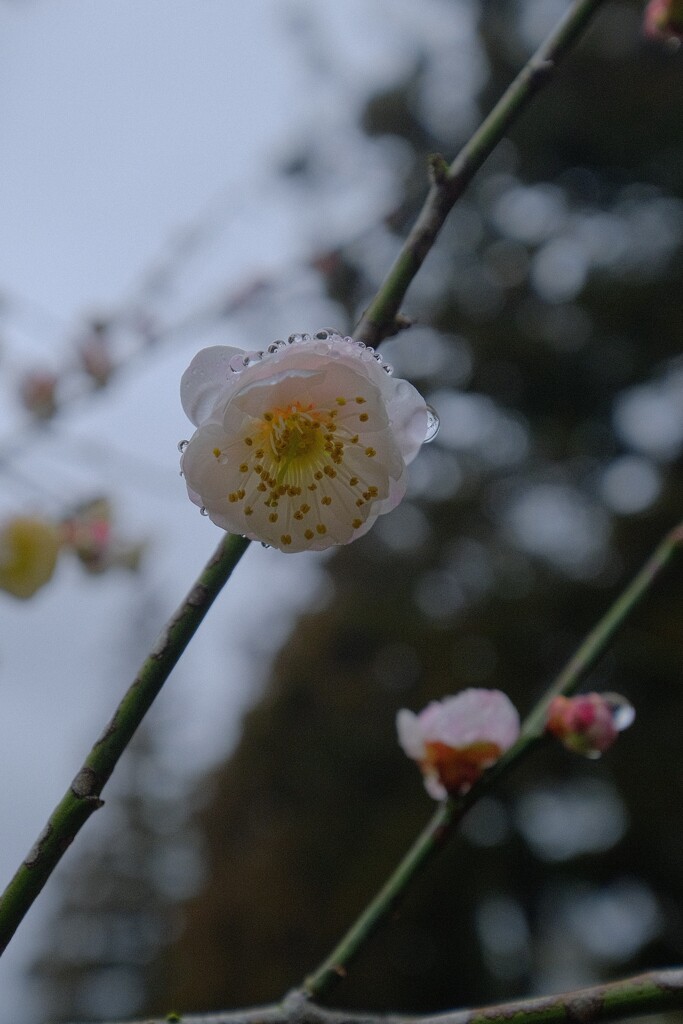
left=397, top=689, right=520, bottom=800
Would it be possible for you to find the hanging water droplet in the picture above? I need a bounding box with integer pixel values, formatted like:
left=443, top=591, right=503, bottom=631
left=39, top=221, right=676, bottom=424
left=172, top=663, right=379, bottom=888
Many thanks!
left=199, top=506, right=208, bottom=516
left=177, top=439, right=189, bottom=453
left=605, top=694, right=636, bottom=732
left=424, top=405, right=440, bottom=442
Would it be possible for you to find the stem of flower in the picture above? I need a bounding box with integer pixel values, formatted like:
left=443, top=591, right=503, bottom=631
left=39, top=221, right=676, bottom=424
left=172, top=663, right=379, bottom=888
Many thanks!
left=303, top=520, right=683, bottom=1000
left=354, top=0, right=607, bottom=347
left=0, top=532, right=250, bottom=957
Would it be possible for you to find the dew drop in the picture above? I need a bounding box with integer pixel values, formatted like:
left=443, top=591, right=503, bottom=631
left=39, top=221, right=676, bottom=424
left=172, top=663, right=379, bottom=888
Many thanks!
left=606, top=694, right=636, bottom=732
left=177, top=439, right=189, bottom=453
left=424, top=405, right=440, bottom=443
left=229, top=353, right=247, bottom=373
left=260, top=541, right=271, bottom=549
left=199, top=507, right=208, bottom=516
left=372, top=352, right=383, bottom=363
left=288, top=332, right=304, bottom=345
left=382, top=363, right=394, bottom=375
left=315, top=330, right=330, bottom=340
left=267, top=340, right=287, bottom=353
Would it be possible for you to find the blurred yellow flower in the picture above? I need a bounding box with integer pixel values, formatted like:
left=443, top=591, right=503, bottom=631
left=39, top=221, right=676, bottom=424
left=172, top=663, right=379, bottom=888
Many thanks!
left=0, top=516, right=62, bottom=599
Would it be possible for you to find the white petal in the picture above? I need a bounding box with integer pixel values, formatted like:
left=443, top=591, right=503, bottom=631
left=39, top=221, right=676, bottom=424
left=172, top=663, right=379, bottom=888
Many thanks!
left=385, top=378, right=429, bottom=464
left=181, top=346, right=244, bottom=426
left=427, top=689, right=520, bottom=750
left=396, top=709, right=426, bottom=760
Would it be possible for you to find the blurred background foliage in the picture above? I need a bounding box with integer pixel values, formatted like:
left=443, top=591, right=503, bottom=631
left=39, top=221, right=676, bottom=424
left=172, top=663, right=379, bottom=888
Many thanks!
left=33, top=0, right=683, bottom=1020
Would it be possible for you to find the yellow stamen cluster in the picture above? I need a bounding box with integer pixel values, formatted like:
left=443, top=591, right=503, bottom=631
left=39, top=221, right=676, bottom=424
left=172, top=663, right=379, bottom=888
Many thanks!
left=215, top=394, right=384, bottom=548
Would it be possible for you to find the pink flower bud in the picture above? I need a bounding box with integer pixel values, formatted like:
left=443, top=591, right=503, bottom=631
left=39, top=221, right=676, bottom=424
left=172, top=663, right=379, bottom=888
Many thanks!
left=644, top=0, right=683, bottom=42
left=80, top=337, right=114, bottom=388
left=546, top=692, right=635, bottom=758
left=397, top=689, right=520, bottom=800
left=20, top=370, right=58, bottom=419
left=61, top=498, right=113, bottom=572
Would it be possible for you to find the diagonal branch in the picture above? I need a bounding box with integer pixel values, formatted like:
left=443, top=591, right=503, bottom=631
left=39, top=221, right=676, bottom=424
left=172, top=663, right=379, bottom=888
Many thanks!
left=0, top=532, right=251, bottom=956
left=354, top=0, right=607, bottom=347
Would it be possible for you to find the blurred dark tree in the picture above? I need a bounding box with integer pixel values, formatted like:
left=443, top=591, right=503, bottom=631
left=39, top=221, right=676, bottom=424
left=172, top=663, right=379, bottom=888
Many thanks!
left=37, top=1, right=683, bottom=1020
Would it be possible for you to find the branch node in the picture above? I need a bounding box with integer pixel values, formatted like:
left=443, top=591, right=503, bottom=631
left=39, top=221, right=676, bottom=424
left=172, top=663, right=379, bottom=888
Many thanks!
left=71, top=765, right=100, bottom=799
left=428, top=153, right=450, bottom=185
left=386, top=314, right=413, bottom=339
left=529, top=56, right=556, bottom=85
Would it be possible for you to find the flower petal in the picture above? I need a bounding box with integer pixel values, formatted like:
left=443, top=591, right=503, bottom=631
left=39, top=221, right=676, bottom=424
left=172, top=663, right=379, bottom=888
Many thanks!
left=180, top=345, right=245, bottom=426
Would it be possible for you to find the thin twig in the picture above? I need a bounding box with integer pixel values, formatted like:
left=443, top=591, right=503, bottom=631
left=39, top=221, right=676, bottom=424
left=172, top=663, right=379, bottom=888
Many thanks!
left=303, top=520, right=683, bottom=1000
left=354, top=0, right=606, bottom=346
left=68, top=967, right=683, bottom=1024
left=0, top=532, right=251, bottom=956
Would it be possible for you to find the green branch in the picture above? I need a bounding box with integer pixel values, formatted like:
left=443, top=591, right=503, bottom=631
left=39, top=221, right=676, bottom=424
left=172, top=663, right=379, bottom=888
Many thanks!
left=303, top=521, right=683, bottom=1000
left=354, top=0, right=607, bottom=346
left=69, top=967, right=683, bottom=1024
left=0, top=532, right=250, bottom=957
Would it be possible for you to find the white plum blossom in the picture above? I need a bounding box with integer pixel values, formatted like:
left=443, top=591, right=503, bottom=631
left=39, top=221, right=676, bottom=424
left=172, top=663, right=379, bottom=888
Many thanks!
left=180, top=331, right=428, bottom=552
left=397, top=689, right=521, bottom=799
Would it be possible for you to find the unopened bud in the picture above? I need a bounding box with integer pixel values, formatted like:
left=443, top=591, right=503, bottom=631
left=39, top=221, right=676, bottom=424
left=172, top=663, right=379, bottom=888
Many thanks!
left=546, top=692, right=634, bottom=758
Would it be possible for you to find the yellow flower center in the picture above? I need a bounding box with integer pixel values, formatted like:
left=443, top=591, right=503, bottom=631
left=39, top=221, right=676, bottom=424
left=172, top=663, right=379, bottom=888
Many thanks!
left=262, top=401, right=329, bottom=482
left=208, top=388, right=388, bottom=550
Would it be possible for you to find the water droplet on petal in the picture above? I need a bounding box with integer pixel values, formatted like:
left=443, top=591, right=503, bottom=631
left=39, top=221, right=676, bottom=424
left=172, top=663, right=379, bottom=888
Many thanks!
left=199, top=507, right=208, bottom=516
left=373, top=352, right=383, bottom=363
left=267, top=340, right=287, bottom=353
left=606, top=694, right=636, bottom=731
left=288, top=333, right=304, bottom=345
left=229, top=353, right=247, bottom=373
left=177, top=439, right=189, bottom=453
left=315, top=330, right=330, bottom=340
left=424, top=405, right=440, bottom=443
left=260, top=542, right=271, bottom=549
left=382, top=363, right=394, bottom=375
